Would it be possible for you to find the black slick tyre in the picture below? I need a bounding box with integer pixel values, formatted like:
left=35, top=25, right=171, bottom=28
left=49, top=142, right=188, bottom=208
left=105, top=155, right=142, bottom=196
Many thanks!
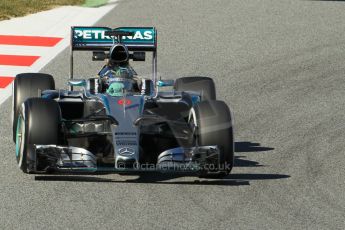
left=174, top=76, right=216, bottom=101
left=15, top=98, right=60, bottom=173
left=12, top=73, right=55, bottom=142
left=189, top=100, right=234, bottom=178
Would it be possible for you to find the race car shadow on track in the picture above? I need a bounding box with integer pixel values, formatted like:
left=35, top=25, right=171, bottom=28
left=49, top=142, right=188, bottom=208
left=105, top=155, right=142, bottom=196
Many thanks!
left=34, top=173, right=290, bottom=186
left=235, top=141, right=274, bottom=153
left=234, top=141, right=275, bottom=167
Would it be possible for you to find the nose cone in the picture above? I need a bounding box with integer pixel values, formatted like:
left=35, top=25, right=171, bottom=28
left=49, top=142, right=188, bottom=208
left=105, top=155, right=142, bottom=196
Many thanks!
left=110, top=44, right=129, bottom=63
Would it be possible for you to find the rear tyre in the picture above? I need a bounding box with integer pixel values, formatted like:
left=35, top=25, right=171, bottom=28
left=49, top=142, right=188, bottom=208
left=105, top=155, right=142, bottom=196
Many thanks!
left=15, top=98, right=61, bottom=173
left=12, top=73, right=55, bottom=142
left=189, top=100, right=234, bottom=178
left=174, top=76, right=216, bottom=101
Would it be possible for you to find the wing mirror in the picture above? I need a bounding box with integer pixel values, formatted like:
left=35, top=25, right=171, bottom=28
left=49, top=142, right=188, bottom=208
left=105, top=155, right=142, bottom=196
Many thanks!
left=68, top=79, right=87, bottom=87
left=157, top=80, right=174, bottom=87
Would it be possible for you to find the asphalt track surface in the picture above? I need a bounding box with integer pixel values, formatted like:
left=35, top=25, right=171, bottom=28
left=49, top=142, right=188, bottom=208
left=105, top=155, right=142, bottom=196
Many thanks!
left=1, top=0, right=345, bottom=229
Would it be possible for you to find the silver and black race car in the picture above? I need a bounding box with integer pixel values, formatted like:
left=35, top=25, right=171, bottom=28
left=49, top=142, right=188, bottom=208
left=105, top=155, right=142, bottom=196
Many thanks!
left=12, top=26, right=234, bottom=177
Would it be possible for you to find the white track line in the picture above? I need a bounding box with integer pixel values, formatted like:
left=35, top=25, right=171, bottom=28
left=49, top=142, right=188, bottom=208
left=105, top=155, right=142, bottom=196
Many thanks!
left=0, top=45, right=54, bottom=56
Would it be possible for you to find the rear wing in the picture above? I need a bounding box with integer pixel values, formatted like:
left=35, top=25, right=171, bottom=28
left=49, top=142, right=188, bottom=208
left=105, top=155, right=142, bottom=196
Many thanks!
left=70, top=26, right=157, bottom=84
left=71, top=26, right=156, bottom=51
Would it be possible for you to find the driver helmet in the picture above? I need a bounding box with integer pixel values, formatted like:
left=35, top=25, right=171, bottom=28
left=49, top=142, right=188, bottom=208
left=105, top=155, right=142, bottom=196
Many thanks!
left=99, top=44, right=137, bottom=96
left=102, top=65, right=135, bottom=96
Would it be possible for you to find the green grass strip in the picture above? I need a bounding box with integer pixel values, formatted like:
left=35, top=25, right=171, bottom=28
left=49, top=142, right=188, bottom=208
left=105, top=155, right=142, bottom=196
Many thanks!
left=0, top=0, right=84, bottom=20
left=83, top=0, right=109, bottom=7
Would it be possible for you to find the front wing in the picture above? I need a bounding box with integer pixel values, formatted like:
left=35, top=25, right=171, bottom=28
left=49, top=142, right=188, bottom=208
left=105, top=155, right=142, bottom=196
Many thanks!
left=30, top=145, right=223, bottom=174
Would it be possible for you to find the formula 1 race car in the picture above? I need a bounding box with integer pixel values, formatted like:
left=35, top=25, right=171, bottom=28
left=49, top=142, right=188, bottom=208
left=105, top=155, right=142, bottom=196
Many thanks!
left=12, top=26, right=234, bottom=177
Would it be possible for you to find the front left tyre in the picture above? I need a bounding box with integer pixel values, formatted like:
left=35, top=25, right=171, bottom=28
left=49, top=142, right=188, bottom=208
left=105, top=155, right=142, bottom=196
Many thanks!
left=189, top=100, right=234, bottom=178
left=15, top=98, right=61, bottom=173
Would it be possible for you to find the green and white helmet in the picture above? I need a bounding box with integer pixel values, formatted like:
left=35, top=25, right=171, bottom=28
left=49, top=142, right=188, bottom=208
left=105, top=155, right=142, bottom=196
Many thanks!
left=102, top=66, right=136, bottom=96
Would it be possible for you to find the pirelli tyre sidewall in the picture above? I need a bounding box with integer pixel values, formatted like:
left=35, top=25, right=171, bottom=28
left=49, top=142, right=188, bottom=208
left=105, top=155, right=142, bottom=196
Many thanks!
left=190, top=100, right=234, bottom=176
left=12, top=73, right=55, bottom=143
left=16, top=98, right=61, bottom=173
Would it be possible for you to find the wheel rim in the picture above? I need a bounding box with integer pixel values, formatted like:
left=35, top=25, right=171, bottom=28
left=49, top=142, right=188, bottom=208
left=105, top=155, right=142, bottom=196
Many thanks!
left=15, top=115, right=22, bottom=157
left=15, top=113, right=25, bottom=167
left=188, top=108, right=198, bottom=145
